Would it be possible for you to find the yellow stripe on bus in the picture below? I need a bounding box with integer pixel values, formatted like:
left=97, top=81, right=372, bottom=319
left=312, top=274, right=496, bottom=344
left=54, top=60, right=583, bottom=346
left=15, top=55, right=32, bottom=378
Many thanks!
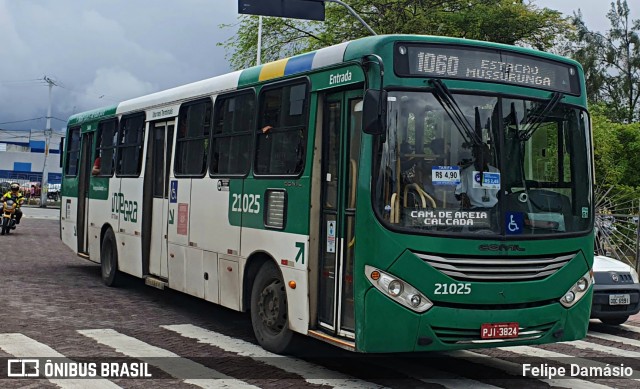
left=259, top=58, right=288, bottom=81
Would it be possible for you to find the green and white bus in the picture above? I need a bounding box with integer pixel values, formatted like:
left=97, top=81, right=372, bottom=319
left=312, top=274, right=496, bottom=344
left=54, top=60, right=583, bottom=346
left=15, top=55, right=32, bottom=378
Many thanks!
left=61, top=34, right=594, bottom=354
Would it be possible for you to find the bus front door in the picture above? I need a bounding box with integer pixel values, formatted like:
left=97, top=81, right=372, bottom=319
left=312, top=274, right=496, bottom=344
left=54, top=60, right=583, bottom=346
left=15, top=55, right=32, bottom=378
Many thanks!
left=318, top=90, right=362, bottom=338
left=76, top=131, right=93, bottom=254
left=143, top=121, right=174, bottom=278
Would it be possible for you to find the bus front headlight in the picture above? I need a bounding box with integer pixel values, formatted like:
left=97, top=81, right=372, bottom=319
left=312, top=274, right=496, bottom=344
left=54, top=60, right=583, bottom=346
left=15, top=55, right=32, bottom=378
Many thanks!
left=560, top=270, right=593, bottom=307
left=365, top=265, right=433, bottom=313
left=388, top=280, right=403, bottom=297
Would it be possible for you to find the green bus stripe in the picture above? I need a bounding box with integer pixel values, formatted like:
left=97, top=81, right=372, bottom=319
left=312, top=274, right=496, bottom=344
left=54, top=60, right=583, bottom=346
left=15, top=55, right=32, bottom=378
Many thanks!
left=68, top=105, right=118, bottom=126
left=238, top=66, right=262, bottom=88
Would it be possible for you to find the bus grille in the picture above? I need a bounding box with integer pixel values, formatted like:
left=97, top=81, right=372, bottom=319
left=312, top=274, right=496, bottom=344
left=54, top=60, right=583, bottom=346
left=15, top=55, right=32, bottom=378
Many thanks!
left=432, top=322, right=555, bottom=344
left=414, top=252, right=575, bottom=282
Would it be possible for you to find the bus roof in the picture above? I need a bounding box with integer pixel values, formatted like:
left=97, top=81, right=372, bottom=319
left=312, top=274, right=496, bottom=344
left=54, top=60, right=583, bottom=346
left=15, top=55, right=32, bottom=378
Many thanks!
left=71, top=35, right=583, bottom=121
left=115, top=40, right=351, bottom=115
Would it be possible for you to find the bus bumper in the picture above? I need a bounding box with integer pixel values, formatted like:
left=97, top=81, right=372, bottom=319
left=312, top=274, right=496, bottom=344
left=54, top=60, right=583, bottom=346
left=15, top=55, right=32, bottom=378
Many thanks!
left=359, top=287, right=592, bottom=353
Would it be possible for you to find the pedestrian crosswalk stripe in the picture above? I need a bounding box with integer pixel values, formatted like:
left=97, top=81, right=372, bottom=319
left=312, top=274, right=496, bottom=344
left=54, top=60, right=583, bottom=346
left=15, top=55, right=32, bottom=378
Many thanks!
left=448, top=350, right=615, bottom=389
left=374, top=357, right=503, bottom=389
left=569, top=339, right=640, bottom=358
left=588, top=331, right=640, bottom=350
left=162, top=324, right=386, bottom=389
left=567, top=338, right=640, bottom=358
left=506, top=345, right=640, bottom=380
left=619, top=323, right=640, bottom=335
left=0, top=333, right=121, bottom=389
left=78, top=329, right=260, bottom=389
left=417, top=378, right=501, bottom=389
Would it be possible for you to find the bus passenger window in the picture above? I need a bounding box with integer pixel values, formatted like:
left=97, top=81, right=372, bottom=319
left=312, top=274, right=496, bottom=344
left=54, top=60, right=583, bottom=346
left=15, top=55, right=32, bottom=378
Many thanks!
left=116, top=113, right=145, bottom=177
left=95, top=119, right=117, bottom=177
left=64, top=127, right=81, bottom=177
left=255, top=81, right=309, bottom=176
left=210, top=91, right=254, bottom=176
left=175, top=99, right=212, bottom=177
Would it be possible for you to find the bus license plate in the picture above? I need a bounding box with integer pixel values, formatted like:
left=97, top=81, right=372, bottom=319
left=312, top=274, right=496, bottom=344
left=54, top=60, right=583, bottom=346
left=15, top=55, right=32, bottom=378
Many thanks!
left=609, top=294, right=630, bottom=305
left=480, top=322, right=519, bottom=339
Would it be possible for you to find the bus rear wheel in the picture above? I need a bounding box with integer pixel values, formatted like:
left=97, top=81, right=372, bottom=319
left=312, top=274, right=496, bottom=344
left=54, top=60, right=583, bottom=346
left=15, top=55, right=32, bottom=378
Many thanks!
left=101, top=228, right=119, bottom=287
left=250, top=261, right=294, bottom=354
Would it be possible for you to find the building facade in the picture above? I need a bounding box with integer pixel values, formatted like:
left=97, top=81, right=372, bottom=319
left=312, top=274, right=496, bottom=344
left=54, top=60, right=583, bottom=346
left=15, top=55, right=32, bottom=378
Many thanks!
left=0, top=129, right=63, bottom=184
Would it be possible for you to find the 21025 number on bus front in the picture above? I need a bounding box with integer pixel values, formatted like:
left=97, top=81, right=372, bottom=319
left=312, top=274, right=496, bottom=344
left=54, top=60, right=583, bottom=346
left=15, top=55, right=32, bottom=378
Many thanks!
left=434, top=283, right=471, bottom=295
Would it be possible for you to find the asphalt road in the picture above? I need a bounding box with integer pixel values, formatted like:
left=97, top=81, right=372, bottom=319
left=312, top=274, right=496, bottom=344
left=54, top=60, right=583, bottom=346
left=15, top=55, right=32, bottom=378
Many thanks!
left=1, top=217, right=640, bottom=389
left=21, top=205, right=61, bottom=220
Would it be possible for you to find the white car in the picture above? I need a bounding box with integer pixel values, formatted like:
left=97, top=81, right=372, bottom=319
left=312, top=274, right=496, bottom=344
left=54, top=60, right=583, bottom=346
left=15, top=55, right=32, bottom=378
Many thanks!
left=591, top=255, right=640, bottom=325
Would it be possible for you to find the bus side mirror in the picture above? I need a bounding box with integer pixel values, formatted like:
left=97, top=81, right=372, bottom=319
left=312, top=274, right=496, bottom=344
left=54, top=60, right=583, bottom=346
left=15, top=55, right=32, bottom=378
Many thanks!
left=363, top=89, right=387, bottom=135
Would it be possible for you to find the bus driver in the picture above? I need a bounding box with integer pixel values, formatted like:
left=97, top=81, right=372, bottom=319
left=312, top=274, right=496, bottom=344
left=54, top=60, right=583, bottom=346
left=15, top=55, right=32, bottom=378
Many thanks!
left=455, top=144, right=499, bottom=209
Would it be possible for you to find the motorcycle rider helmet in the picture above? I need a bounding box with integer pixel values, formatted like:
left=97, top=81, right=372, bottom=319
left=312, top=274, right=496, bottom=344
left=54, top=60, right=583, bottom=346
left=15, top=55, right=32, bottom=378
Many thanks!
left=10, top=183, right=19, bottom=192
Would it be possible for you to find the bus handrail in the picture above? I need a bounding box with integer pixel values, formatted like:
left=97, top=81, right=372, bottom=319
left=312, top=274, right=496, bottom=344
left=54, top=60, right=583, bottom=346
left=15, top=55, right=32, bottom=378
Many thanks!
left=404, top=183, right=436, bottom=209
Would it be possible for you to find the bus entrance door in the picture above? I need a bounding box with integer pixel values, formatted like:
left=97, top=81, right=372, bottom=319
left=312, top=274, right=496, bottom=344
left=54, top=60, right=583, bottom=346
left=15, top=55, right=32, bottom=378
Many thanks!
left=318, top=90, right=362, bottom=339
left=143, top=121, right=175, bottom=278
left=77, top=131, right=93, bottom=254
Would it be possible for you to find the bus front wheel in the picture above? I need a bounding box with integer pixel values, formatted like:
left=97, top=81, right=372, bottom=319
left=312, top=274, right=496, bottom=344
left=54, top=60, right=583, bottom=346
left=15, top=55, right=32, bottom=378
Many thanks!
left=101, top=228, right=119, bottom=287
left=250, top=261, right=294, bottom=354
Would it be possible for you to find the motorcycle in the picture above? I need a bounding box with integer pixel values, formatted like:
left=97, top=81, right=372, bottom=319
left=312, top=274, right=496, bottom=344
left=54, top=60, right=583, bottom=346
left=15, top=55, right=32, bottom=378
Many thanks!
left=1, top=199, right=17, bottom=235
left=47, top=190, right=60, bottom=202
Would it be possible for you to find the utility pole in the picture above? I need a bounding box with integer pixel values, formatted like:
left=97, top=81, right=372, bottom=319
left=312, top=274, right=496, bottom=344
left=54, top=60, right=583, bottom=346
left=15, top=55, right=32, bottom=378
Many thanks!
left=41, top=76, right=56, bottom=207
left=257, top=15, right=262, bottom=65
left=324, top=0, right=376, bottom=35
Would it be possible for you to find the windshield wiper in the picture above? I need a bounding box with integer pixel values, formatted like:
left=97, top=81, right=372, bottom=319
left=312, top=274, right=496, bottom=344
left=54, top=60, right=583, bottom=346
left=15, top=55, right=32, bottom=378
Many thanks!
left=429, top=79, right=483, bottom=146
left=519, top=92, right=563, bottom=141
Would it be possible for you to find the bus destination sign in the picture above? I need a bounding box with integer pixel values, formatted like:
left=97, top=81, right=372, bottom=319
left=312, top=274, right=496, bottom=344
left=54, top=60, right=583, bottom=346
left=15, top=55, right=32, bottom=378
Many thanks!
left=395, top=43, right=580, bottom=95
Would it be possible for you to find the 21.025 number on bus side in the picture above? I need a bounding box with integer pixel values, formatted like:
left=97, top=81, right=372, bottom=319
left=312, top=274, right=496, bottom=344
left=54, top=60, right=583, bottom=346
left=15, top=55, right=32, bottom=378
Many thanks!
left=231, top=194, right=261, bottom=214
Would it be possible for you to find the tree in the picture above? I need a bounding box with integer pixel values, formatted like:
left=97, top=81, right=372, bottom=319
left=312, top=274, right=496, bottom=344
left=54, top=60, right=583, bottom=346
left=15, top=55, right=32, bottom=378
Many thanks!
left=566, top=11, right=608, bottom=105
left=219, top=0, right=569, bottom=70
left=570, top=0, right=640, bottom=123
left=589, top=103, right=640, bottom=187
left=590, top=104, right=626, bottom=185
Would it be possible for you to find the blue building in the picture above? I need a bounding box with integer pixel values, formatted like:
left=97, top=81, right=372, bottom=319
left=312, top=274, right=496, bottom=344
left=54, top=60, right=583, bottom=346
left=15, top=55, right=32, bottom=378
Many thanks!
left=0, top=129, right=63, bottom=184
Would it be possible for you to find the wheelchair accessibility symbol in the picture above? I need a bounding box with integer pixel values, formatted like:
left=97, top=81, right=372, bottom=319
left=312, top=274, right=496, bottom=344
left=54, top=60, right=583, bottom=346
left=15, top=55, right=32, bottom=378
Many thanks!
left=170, top=180, right=178, bottom=203
left=505, top=212, right=523, bottom=235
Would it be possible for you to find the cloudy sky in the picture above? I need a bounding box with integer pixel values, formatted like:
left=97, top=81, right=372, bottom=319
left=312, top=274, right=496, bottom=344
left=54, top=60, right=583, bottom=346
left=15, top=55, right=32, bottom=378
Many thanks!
left=1, top=0, right=638, bottom=134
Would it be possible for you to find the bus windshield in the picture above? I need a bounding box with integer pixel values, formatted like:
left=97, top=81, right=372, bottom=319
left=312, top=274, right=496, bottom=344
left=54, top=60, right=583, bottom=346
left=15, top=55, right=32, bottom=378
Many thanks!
left=372, top=90, right=592, bottom=237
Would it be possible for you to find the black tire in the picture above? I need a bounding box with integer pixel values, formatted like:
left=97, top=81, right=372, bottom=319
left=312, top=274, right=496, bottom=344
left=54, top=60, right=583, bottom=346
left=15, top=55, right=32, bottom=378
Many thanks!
left=101, top=228, right=119, bottom=286
left=2, top=217, right=10, bottom=235
left=600, top=316, right=629, bottom=325
left=250, top=261, right=295, bottom=354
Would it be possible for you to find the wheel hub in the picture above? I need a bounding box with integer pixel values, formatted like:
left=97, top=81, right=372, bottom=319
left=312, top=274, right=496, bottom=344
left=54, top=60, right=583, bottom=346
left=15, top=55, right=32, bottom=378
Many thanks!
left=258, top=280, right=286, bottom=332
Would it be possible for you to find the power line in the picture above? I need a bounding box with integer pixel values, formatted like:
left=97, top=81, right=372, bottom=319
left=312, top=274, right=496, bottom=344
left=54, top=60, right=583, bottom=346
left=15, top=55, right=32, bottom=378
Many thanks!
left=54, top=79, right=122, bottom=102
left=0, top=78, right=43, bottom=83
left=4, top=76, right=121, bottom=104
left=0, top=117, right=67, bottom=125
left=0, top=78, right=48, bottom=86
left=0, top=117, right=46, bottom=125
